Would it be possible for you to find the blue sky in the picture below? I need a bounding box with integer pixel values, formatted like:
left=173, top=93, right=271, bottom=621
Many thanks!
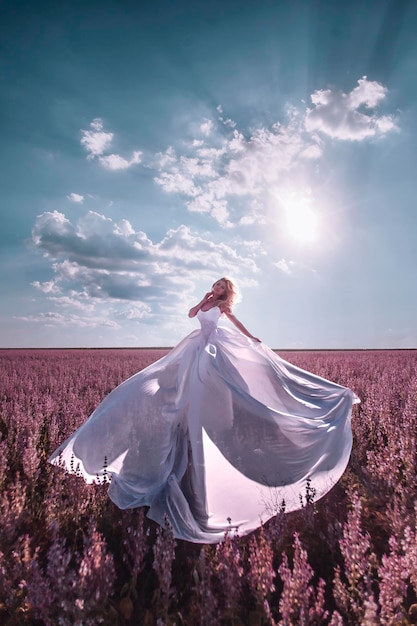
left=1, top=0, right=416, bottom=349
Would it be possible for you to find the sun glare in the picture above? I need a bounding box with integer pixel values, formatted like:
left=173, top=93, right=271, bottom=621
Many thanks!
left=277, top=190, right=320, bottom=244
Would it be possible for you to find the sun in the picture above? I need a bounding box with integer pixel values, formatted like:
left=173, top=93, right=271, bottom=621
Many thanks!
left=285, top=201, right=319, bottom=243
left=277, top=190, right=320, bottom=244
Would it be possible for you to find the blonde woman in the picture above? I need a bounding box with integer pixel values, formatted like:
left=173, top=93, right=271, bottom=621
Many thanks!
left=50, top=277, right=359, bottom=543
left=188, top=277, right=260, bottom=342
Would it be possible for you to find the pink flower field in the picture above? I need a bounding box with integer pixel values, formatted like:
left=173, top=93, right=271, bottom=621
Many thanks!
left=1, top=348, right=417, bottom=625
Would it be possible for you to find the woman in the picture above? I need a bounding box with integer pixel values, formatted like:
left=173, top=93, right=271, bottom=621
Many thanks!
left=49, top=277, right=359, bottom=543
left=188, top=278, right=261, bottom=341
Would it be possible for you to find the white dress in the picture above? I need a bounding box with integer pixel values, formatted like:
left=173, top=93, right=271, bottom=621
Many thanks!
left=49, top=306, right=359, bottom=543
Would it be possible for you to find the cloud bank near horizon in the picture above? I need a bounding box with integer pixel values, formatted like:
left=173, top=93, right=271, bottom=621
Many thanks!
left=29, top=209, right=261, bottom=328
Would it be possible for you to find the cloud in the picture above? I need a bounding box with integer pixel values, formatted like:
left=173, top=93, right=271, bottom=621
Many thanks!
left=153, top=114, right=318, bottom=226
left=76, top=78, right=396, bottom=235
left=81, top=118, right=113, bottom=158
left=32, top=280, right=59, bottom=294
left=80, top=118, right=142, bottom=170
left=67, top=192, right=84, bottom=203
left=154, top=169, right=201, bottom=198
left=47, top=296, right=95, bottom=311
left=217, top=106, right=236, bottom=129
left=99, top=151, right=142, bottom=170
left=114, top=304, right=152, bottom=320
left=275, top=259, right=293, bottom=274
left=300, top=144, right=322, bottom=159
left=31, top=210, right=261, bottom=307
left=31, top=77, right=398, bottom=333
left=305, top=76, right=397, bottom=140
left=274, top=258, right=316, bottom=276
left=16, top=310, right=120, bottom=329
left=151, top=77, right=397, bottom=227
left=200, top=119, right=214, bottom=136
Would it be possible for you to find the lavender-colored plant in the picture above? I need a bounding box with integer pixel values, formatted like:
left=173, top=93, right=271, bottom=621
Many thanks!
left=378, top=535, right=409, bottom=624
left=76, top=520, right=116, bottom=622
left=152, top=515, right=176, bottom=624
left=1, top=348, right=417, bottom=623
left=277, top=532, right=328, bottom=625
left=0, top=533, right=34, bottom=616
left=119, top=507, right=150, bottom=620
left=401, top=503, right=417, bottom=599
left=248, top=525, right=276, bottom=622
left=26, top=519, right=116, bottom=625
left=215, top=527, right=244, bottom=618
left=192, top=546, right=219, bottom=626
left=332, top=490, right=379, bottom=625
left=26, top=520, right=78, bottom=625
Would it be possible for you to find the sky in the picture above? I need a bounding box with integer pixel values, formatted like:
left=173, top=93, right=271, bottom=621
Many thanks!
left=1, top=0, right=416, bottom=349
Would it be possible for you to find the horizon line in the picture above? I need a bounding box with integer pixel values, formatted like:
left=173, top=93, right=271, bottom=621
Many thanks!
left=0, top=346, right=416, bottom=352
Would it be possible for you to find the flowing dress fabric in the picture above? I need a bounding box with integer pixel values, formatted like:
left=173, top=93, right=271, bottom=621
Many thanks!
left=49, top=307, right=359, bottom=543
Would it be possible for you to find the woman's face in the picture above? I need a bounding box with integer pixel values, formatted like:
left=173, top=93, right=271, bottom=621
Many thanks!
left=212, top=280, right=227, bottom=298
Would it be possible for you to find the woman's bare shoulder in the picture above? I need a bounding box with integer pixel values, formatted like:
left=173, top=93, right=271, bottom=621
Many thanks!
left=219, top=302, right=233, bottom=315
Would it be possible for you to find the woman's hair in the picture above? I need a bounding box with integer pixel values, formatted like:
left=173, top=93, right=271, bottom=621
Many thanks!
left=212, top=277, right=239, bottom=307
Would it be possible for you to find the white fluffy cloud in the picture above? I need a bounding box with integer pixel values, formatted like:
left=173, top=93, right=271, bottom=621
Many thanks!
left=200, top=119, right=214, bottom=136
left=275, top=259, right=293, bottom=274
left=150, top=77, right=397, bottom=226
left=31, top=280, right=59, bottom=294
left=155, top=86, right=377, bottom=226
left=78, top=78, right=396, bottom=231
left=305, top=76, right=397, bottom=140
left=80, top=118, right=142, bottom=170
left=81, top=118, right=113, bottom=158
left=67, top=192, right=84, bottom=203
left=99, top=151, right=142, bottom=170
left=154, top=115, right=319, bottom=226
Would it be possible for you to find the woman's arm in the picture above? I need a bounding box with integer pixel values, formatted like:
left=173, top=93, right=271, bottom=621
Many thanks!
left=188, top=292, right=213, bottom=318
left=222, top=306, right=261, bottom=342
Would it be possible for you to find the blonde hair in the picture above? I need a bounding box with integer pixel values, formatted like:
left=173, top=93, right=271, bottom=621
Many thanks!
left=212, top=277, right=239, bottom=307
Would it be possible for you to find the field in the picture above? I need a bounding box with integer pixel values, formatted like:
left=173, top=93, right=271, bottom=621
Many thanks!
left=0, top=348, right=416, bottom=625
